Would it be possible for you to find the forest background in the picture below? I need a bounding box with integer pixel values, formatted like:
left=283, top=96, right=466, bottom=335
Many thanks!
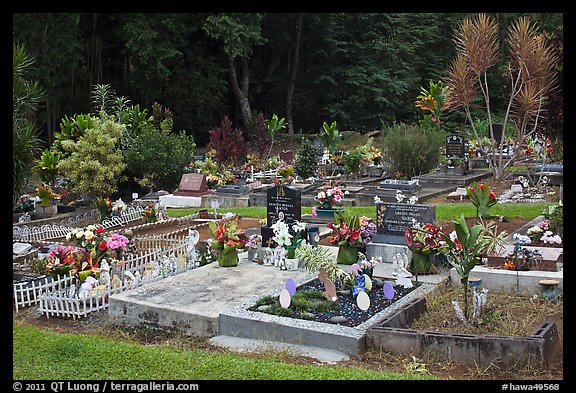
left=13, top=13, right=563, bottom=148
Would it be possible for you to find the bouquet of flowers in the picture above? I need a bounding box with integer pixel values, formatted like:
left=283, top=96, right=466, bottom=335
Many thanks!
left=271, top=219, right=307, bottom=258
left=327, top=213, right=363, bottom=248
left=35, top=183, right=57, bottom=207
left=95, top=196, right=113, bottom=221
left=359, top=216, right=377, bottom=246
left=315, top=183, right=347, bottom=210
left=208, top=215, right=249, bottom=252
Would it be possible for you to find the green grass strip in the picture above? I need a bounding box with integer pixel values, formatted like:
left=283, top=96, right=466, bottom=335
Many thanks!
left=168, top=203, right=553, bottom=222
left=13, top=324, right=433, bottom=380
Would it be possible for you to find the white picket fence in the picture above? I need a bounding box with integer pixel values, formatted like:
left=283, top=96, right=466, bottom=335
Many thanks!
left=13, top=239, right=199, bottom=319
left=13, top=206, right=145, bottom=242
left=35, top=238, right=197, bottom=320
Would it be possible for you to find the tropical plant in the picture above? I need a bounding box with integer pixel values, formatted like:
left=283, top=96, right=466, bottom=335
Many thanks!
left=207, top=115, right=246, bottom=167
left=415, top=79, right=450, bottom=127
left=57, top=114, right=127, bottom=199
left=466, top=181, right=498, bottom=218
left=445, top=14, right=559, bottom=180
left=439, top=213, right=489, bottom=321
left=13, top=42, right=44, bottom=209
left=265, top=113, right=286, bottom=158
left=295, top=242, right=347, bottom=284
left=36, top=149, right=61, bottom=187
left=318, top=121, right=341, bottom=155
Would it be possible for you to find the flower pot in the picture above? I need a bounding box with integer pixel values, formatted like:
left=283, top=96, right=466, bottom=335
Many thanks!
left=307, top=227, right=320, bottom=247
left=285, top=258, right=300, bottom=271
left=34, top=203, right=57, bottom=218
left=337, top=244, right=359, bottom=265
left=409, top=252, right=432, bottom=274
left=315, top=208, right=345, bottom=219
left=218, top=249, right=239, bottom=267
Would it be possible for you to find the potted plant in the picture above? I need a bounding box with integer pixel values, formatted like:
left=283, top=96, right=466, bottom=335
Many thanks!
left=327, top=212, right=364, bottom=265
left=404, top=222, right=445, bottom=274
left=208, top=215, right=249, bottom=267
left=314, top=182, right=347, bottom=219
left=34, top=183, right=58, bottom=217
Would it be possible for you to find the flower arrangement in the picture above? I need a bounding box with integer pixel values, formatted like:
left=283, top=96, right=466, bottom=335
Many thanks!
left=359, top=216, right=376, bottom=246
left=143, top=206, right=157, bottom=223
left=112, top=198, right=127, bottom=215
left=405, top=222, right=446, bottom=258
left=315, top=183, right=347, bottom=210
left=466, top=181, right=497, bottom=218
left=208, top=215, right=249, bottom=252
left=327, top=213, right=363, bottom=248
left=275, top=162, right=295, bottom=186
left=95, top=196, right=113, bottom=221
left=271, top=219, right=307, bottom=258
left=35, top=183, right=57, bottom=207
left=65, top=224, right=129, bottom=262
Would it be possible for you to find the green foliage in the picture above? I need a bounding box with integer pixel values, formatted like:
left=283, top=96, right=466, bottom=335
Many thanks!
left=54, top=114, right=94, bottom=157
left=295, top=242, right=347, bottom=284
left=57, top=114, right=127, bottom=199
left=439, top=213, right=489, bottom=320
left=293, top=136, right=321, bottom=179
left=466, top=181, right=498, bottom=218
left=123, top=122, right=196, bottom=193
left=319, top=121, right=341, bottom=154
left=36, top=149, right=61, bottom=186
left=264, top=113, right=286, bottom=142
left=380, top=123, right=444, bottom=179
left=203, top=13, right=266, bottom=59
left=13, top=42, right=44, bottom=209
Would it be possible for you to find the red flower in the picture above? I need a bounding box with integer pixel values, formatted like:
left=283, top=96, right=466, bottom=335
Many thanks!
left=479, top=183, right=485, bottom=191
left=489, top=190, right=497, bottom=200
left=98, top=241, right=108, bottom=251
left=96, top=227, right=104, bottom=234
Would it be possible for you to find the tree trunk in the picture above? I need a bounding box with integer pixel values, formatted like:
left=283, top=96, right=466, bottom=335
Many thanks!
left=229, top=56, right=252, bottom=131
left=286, top=13, right=304, bottom=136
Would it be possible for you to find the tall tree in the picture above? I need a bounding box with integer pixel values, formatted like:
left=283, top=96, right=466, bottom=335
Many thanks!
left=203, top=13, right=266, bottom=131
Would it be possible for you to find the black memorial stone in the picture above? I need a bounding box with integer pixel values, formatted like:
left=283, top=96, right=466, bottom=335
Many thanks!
left=374, top=202, right=436, bottom=245
left=261, top=185, right=302, bottom=245
left=445, top=134, right=465, bottom=158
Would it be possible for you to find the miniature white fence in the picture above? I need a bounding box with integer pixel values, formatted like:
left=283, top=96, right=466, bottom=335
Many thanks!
left=13, top=206, right=144, bottom=242
left=35, top=238, right=197, bottom=320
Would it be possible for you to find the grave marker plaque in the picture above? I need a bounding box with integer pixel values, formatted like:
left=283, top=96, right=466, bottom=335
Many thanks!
left=445, top=134, right=465, bottom=157
left=173, top=173, right=210, bottom=196
left=374, top=202, right=436, bottom=245
left=262, top=185, right=302, bottom=245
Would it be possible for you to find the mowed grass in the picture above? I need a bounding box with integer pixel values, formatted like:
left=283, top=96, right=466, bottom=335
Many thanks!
left=168, top=203, right=552, bottom=222
left=13, top=323, right=433, bottom=380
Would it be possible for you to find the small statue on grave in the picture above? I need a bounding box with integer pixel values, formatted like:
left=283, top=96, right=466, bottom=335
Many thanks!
left=186, top=229, right=200, bottom=265
left=273, top=246, right=287, bottom=270
left=99, top=259, right=111, bottom=287
left=262, top=247, right=274, bottom=266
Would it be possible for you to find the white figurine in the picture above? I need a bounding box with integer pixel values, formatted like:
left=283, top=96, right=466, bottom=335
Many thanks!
left=99, top=259, right=111, bottom=287
left=263, top=247, right=274, bottom=266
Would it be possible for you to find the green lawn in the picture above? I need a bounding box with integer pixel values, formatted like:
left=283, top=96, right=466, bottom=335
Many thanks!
left=13, top=323, right=433, bottom=380
left=168, top=203, right=553, bottom=222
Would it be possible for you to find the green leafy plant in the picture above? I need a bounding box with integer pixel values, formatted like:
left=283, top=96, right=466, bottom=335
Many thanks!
left=295, top=242, right=347, bottom=284
left=36, top=149, right=61, bottom=186
left=293, top=136, right=320, bottom=180
left=439, top=213, right=489, bottom=321
left=466, top=181, right=497, bottom=218
left=265, top=113, right=286, bottom=158
left=318, top=121, right=341, bottom=155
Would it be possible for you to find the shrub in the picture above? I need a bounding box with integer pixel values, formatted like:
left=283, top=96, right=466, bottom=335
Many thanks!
left=380, top=123, right=444, bottom=179
left=293, top=136, right=321, bottom=179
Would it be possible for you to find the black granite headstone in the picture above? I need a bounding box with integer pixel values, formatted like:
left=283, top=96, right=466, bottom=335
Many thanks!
left=374, top=202, right=436, bottom=245
left=446, top=134, right=465, bottom=157
left=262, top=185, right=302, bottom=245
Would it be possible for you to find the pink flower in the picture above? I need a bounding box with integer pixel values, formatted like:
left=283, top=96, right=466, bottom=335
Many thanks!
left=431, top=117, right=437, bottom=122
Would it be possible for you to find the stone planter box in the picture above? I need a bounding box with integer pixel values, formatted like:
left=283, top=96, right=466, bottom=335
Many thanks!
left=365, top=297, right=560, bottom=367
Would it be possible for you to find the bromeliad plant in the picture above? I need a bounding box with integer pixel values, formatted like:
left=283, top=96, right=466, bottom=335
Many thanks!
left=439, top=213, right=489, bottom=322
left=328, top=212, right=364, bottom=264
left=404, top=222, right=446, bottom=274
left=466, top=181, right=497, bottom=218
